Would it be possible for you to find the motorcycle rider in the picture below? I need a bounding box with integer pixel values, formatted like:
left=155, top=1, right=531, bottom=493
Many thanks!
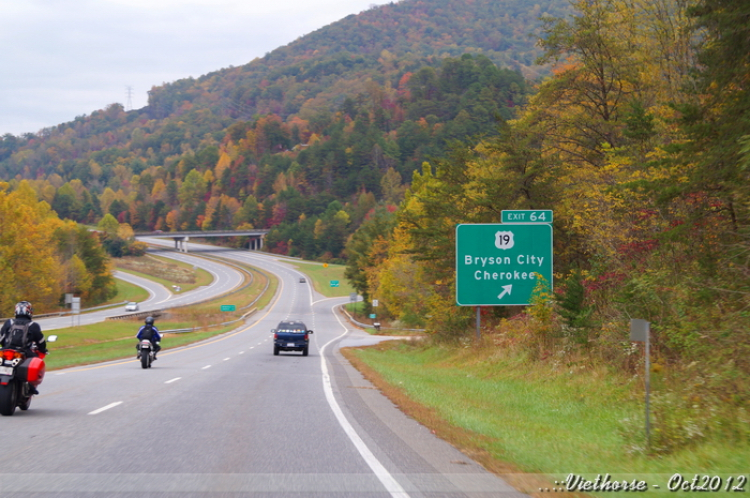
left=0, top=301, right=48, bottom=394
left=136, top=316, right=161, bottom=360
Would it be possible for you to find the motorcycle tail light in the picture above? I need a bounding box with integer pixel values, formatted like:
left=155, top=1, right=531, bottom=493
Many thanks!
left=2, top=350, right=19, bottom=361
left=274, top=333, right=278, bottom=339
left=304, top=334, right=309, bottom=341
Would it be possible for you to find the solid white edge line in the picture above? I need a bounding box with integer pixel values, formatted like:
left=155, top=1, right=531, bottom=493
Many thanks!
left=202, top=365, right=212, bottom=370
left=319, top=303, right=410, bottom=498
left=165, top=377, right=181, bottom=384
left=88, top=401, right=123, bottom=415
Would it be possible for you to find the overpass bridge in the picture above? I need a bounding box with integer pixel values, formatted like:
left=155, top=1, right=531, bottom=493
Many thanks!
left=134, top=229, right=269, bottom=252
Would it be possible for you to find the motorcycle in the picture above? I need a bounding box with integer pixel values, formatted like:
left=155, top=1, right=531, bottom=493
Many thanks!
left=0, top=335, right=57, bottom=416
left=137, top=339, right=155, bottom=369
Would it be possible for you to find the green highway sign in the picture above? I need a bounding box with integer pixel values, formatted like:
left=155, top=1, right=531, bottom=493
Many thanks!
left=220, top=304, right=236, bottom=312
left=330, top=280, right=340, bottom=287
left=456, top=223, right=553, bottom=306
left=501, top=210, right=553, bottom=224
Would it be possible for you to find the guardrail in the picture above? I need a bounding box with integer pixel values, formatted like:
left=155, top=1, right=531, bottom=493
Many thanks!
left=160, top=308, right=258, bottom=334
left=338, top=305, right=425, bottom=333
left=107, top=310, right=164, bottom=321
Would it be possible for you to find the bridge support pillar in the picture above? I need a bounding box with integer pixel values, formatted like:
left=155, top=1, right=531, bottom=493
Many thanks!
left=249, top=235, right=264, bottom=251
left=173, top=237, right=189, bottom=253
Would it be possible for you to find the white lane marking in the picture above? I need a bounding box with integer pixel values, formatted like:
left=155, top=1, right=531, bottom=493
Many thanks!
left=89, top=401, right=123, bottom=415
left=239, top=351, right=244, bottom=355
left=165, top=377, right=181, bottom=384
left=223, top=357, right=230, bottom=361
left=320, top=307, right=410, bottom=498
left=202, top=365, right=212, bottom=370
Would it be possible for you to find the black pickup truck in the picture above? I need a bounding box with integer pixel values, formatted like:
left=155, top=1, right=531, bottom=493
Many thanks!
left=272, top=320, right=313, bottom=356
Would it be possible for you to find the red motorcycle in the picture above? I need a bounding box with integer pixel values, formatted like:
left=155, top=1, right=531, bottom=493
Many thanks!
left=0, top=335, right=57, bottom=416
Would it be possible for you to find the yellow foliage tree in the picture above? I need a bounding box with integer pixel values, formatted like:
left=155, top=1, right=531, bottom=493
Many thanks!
left=0, top=181, right=64, bottom=315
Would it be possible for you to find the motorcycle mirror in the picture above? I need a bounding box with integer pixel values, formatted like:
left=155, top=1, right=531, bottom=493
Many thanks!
left=47, top=335, right=58, bottom=342
left=307, top=330, right=314, bottom=334
left=271, top=329, right=276, bottom=334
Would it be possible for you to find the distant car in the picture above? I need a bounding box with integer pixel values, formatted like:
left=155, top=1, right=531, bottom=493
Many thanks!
left=125, top=302, right=139, bottom=312
left=299, top=277, right=306, bottom=283
left=273, top=320, right=313, bottom=356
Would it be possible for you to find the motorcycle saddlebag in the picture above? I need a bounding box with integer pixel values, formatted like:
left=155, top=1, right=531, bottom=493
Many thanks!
left=17, top=357, right=46, bottom=386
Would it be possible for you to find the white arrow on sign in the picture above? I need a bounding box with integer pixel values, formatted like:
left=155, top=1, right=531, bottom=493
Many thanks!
left=497, top=285, right=512, bottom=300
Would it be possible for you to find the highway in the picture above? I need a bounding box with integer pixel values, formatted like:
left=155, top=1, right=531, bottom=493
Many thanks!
left=3, top=240, right=525, bottom=497
left=35, top=250, right=245, bottom=331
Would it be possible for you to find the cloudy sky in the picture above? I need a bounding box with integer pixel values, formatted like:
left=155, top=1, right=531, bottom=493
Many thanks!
left=0, top=0, right=388, bottom=136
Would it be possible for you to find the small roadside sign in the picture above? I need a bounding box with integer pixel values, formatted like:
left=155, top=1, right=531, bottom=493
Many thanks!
left=330, top=280, right=339, bottom=287
left=220, top=305, right=236, bottom=312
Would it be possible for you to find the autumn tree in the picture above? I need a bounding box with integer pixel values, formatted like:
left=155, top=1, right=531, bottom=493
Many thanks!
left=0, top=182, right=64, bottom=314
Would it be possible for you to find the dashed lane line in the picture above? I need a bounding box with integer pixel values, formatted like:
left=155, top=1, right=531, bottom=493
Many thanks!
left=89, top=401, right=123, bottom=415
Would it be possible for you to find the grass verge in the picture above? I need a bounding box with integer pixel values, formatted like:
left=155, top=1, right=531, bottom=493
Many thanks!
left=343, top=340, right=750, bottom=497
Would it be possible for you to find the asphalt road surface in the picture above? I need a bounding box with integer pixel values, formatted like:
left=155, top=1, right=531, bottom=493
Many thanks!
left=3, top=242, right=526, bottom=497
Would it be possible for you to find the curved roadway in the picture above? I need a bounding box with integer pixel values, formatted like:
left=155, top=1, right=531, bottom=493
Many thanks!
left=36, top=251, right=244, bottom=331
left=4, top=240, right=525, bottom=498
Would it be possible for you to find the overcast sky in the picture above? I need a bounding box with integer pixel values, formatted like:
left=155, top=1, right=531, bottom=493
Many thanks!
left=0, top=0, right=389, bottom=137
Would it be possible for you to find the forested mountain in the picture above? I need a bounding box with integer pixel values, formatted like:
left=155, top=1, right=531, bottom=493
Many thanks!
left=0, top=0, right=564, bottom=314
left=0, top=0, right=557, bottom=262
left=148, top=0, right=564, bottom=121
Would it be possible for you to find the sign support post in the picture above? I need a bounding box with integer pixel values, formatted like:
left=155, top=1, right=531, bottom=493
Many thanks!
left=476, top=306, right=480, bottom=340
left=630, top=319, right=651, bottom=447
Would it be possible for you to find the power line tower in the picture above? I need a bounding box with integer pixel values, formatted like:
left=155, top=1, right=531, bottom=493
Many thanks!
left=126, top=85, right=134, bottom=111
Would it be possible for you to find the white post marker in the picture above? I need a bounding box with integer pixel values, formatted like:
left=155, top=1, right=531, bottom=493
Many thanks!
left=630, top=319, right=651, bottom=445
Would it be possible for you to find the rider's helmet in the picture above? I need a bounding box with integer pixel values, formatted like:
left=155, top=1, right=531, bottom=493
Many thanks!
left=145, top=316, right=154, bottom=326
left=14, top=301, right=33, bottom=318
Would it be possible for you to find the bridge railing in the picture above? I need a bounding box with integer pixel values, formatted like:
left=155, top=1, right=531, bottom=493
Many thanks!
left=134, top=230, right=269, bottom=238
